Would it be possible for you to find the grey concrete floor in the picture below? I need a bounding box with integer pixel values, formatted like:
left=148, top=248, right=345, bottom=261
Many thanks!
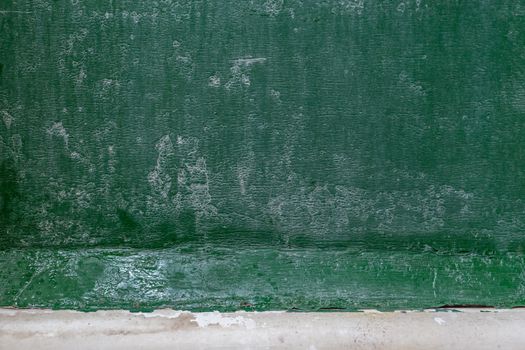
left=1, top=308, right=524, bottom=349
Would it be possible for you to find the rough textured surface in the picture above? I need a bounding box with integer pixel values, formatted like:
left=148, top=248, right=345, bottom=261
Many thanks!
left=1, top=0, right=525, bottom=310
left=2, top=309, right=525, bottom=349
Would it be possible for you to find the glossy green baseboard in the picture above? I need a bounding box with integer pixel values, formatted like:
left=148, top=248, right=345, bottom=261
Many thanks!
left=2, top=245, right=524, bottom=311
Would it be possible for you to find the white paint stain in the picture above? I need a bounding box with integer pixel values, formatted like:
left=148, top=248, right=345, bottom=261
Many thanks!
left=338, top=0, right=365, bottom=14
left=179, top=155, right=217, bottom=217
left=47, top=121, right=69, bottom=148
left=101, top=78, right=120, bottom=89
left=76, top=68, right=87, bottom=85
left=0, top=10, right=32, bottom=14
left=130, top=11, right=142, bottom=23
left=434, top=317, right=446, bottom=325
left=270, top=89, right=281, bottom=101
left=263, top=0, right=284, bottom=16
left=225, top=57, right=266, bottom=90
left=362, top=309, right=382, bottom=313
left=2, top=110, right=13, bottom=129
left=231, top=57, right=267, bottom=67
left=153, top=136, right=217, bottom=218
left=148, top=135, right=174, bottom=199
left=432, top=269, right=437, bottom=297
left=70, top=151, right=81, bottom=159
left=208, top=74, right=221, bottom=88
left=399, top=71, right=426, bottom=96
left=108, top=145, right=116, bottom=173
left=239, top=176, right=247, bottom=195
left=192, top=312, right=256, bottom=330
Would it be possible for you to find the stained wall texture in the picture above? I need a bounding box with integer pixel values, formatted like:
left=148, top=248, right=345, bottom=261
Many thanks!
left=1, top=0, right=525, bottom=310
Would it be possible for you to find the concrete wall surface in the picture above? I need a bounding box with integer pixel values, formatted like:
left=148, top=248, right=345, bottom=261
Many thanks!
left=1, top=308, right=524, bottom=349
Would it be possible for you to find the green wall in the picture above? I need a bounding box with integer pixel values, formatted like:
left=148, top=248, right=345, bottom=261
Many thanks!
left=1, top=0, right=525, bottom=310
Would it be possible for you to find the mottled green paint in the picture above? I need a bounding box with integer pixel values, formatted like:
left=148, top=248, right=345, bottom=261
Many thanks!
left=1, top=0, right=525, bottom=310
left=1, top=247, right=525, bottom=311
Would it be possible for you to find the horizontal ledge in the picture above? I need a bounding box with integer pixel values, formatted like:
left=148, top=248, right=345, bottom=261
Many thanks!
left=1, top=247, right=524, bottom=311
left=1, top=308, right=525, bottom=349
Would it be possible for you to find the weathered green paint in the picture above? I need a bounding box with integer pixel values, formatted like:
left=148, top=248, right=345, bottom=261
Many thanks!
left=1, top=247, right=525, bottom=311
left=1, top=0, right=525, bottom=310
